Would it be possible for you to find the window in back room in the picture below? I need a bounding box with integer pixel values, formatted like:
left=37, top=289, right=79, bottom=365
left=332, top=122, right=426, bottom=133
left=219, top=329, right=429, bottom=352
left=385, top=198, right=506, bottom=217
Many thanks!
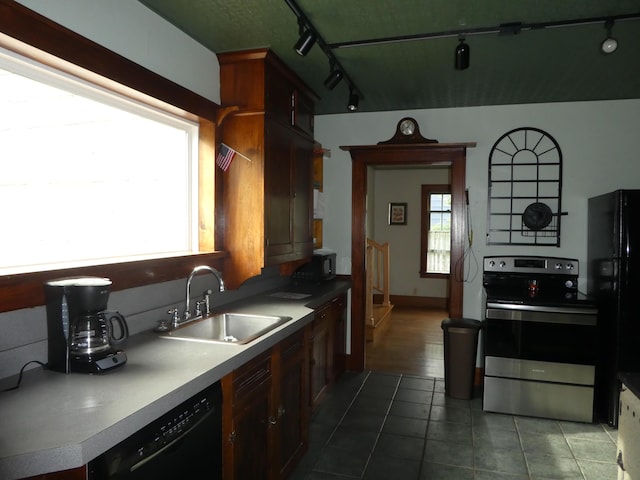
left=0, top=46, right=200, bottom=276
left=421, top=185, right=451, bottom=276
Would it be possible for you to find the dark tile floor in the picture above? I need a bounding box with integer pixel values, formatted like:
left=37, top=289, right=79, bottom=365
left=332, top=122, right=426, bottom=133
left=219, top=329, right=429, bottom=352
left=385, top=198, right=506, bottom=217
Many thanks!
left=290, top=371, right=618, bottom=480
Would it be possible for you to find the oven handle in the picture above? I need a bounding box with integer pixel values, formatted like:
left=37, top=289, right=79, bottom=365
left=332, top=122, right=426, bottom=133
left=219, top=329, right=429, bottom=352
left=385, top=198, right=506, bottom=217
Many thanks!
left=485, top=306, right=597, bottom=326
left=486, top=302, right=597, bottom=315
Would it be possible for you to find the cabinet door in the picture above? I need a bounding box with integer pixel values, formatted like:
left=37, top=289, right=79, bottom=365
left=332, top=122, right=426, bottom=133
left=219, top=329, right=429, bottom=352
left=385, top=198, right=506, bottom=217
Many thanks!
left=277, top=329, right=309, bottom=478
left=292, top=132, right=314, bottom=257
left=264, top=120, right=294, bottom=262
left=310, top=304, right=330, bottom=408
left=223, top=352, right=275, bottom=480
left=332, top=294, right=347, bottom=381
left=229, top=383, right=272, bottom=480
left=265, top=67, right=294, bottom=127
left=264, top=120, right=314, bottom=265
left=292, top=90, right=314, bottom=136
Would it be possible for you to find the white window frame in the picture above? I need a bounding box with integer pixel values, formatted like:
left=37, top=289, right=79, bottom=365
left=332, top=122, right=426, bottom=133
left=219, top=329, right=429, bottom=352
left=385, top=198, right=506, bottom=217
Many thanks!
left=420, top=185, right=451, bottom=277
left=0, top=47, right=200, bottom=275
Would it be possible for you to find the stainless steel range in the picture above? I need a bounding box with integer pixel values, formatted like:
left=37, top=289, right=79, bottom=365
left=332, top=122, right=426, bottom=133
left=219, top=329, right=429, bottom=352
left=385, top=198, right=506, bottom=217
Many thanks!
left=482, top=255, right=598, bottom=423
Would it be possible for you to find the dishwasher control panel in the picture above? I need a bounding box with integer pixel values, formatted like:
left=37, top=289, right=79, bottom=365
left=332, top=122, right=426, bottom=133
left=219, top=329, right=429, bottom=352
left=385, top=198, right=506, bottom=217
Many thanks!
left=88, top=381, right=222, bottom=478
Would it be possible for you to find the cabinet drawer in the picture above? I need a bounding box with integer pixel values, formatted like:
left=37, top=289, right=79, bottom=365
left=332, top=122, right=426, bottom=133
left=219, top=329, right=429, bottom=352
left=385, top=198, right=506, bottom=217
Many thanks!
left=280, top=328, right=306, bottom=361
left=231, top=350, right=272, bottom=406
left=313, top=303, right=331, bottom=327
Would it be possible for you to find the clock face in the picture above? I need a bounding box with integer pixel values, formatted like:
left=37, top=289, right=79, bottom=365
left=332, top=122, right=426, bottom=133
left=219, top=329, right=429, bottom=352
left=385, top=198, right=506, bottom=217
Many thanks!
left=399, top=119, right=416, bottom=135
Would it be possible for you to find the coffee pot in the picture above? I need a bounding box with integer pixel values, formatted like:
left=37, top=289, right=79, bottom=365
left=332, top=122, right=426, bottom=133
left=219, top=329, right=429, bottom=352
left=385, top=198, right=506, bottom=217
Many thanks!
left=45, top=277, right=128, bottom=373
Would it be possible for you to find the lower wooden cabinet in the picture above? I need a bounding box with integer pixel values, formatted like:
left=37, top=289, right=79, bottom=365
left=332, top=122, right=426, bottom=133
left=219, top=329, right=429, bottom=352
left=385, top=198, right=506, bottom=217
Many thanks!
left=222, top=350, right=274, bottom=480
left=275, top=328, right=309, bottom=478
left=310, top=302, right=330, bottom=407
left=310, top=293, right=347, bottom=410
left=222, top=327, right=309, bottom=480
left=23, top=295, right=349, bottom=480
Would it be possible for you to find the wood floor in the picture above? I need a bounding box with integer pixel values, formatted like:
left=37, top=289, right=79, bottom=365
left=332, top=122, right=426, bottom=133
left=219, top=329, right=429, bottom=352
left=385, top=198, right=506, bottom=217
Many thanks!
left=365, top=305, right=447, bottom=378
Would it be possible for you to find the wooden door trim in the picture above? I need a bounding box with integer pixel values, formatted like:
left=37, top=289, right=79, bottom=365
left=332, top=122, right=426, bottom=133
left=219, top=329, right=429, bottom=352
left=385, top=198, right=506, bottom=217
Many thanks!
left=342, top=143, right=474, bottom=371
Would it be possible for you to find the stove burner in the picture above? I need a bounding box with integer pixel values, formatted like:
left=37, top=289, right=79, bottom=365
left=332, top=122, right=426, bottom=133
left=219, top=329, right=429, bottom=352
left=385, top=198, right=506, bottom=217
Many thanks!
left=482, top=255, right=594, bottom=308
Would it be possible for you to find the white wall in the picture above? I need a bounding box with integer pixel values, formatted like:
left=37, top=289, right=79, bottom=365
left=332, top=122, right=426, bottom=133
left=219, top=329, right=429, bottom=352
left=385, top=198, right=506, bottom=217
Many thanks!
left=16, top=0, right=220, bottom=104
left=315, top=99, right=640, bottom=319
left=372, top=167, right=449, bottom=298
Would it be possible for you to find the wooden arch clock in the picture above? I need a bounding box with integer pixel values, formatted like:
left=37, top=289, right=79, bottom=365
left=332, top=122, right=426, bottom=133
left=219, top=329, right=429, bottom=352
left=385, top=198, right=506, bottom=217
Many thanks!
left=378, top=117, right=438, bottom=144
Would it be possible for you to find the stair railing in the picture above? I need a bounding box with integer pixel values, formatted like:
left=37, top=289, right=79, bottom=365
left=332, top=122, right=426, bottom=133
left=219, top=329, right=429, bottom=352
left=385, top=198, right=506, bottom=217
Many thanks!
left=366, top=238, right=391, bottom=326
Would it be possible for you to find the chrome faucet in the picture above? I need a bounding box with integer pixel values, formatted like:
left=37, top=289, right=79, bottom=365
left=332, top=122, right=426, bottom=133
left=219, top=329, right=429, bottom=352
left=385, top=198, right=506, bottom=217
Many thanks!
left=183, top=265, right=225, bottom=324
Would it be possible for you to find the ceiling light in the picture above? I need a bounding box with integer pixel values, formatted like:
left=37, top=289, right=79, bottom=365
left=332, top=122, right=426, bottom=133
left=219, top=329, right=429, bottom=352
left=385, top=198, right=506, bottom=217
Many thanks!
left=294, top=29, right=316, bottom=56
left=324, top=68, right=344, bottom=90
left=347, top=89, right=359, bottom=111
left=601, top=19, right=618, bottom=54
left=455, top=37, right=470, bottom=70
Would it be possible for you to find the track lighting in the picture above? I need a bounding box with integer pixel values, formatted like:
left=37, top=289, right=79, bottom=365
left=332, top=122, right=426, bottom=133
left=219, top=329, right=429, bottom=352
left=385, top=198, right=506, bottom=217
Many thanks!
left=285, top=0, right=363, bottom=108
left=294, top=28, right=316, bottom=56
left=454, top=37, right=470, bottom=70
left=601, top=19, right=618, bottom=54
left=324, top=68, right=344, bottom=90
left=347, top=89, right=359, bottom=111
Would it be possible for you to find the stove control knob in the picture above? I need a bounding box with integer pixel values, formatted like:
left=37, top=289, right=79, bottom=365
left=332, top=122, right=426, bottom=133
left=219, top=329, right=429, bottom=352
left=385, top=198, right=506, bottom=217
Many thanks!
left=554, top=263, right=563, bottom=270
left=565, top=280, right=575, bottom=288
left=499, top=261, right=506, bottom=268
left=488, top=260, right=495, bottom=268
left=566, top=262, right=575, bottom=270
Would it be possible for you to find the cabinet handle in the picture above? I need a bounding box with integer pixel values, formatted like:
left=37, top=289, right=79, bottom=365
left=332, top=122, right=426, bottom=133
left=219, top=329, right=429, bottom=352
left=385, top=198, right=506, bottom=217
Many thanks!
left=617, top=451, right=625, bottom=471
left=269, top=416, right=277, bottom=426
left=278, top=405, right=286, bottom=418
left=228, top=431, right=236, bottom=444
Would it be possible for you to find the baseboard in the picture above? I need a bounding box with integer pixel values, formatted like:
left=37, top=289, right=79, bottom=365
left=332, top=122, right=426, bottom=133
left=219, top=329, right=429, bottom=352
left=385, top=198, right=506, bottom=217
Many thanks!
left=373, top=294, right=448, bottom=309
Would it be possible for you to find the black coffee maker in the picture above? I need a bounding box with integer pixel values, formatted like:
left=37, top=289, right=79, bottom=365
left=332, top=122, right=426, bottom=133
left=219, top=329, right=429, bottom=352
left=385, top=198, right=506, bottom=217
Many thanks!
left=45, top=277, right=128, bottom=373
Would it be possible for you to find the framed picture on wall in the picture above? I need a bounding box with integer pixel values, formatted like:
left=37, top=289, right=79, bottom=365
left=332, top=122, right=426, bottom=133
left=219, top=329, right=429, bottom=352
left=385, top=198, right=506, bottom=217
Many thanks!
left=388, top=202, right=407, bottom=225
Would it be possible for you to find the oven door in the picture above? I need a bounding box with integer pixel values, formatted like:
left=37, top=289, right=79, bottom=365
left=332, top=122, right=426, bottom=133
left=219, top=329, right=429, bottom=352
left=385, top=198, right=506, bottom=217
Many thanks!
left=484, top=303, right=598, bottom=365
left=483, top=303, right=598, bottom=422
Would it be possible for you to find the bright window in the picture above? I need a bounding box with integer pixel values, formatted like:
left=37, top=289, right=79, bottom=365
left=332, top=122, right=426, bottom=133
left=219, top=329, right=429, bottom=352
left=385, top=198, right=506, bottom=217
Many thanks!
left=0, top=48, right=199, bottom=275
left=420, top=185, right=451, bottom=276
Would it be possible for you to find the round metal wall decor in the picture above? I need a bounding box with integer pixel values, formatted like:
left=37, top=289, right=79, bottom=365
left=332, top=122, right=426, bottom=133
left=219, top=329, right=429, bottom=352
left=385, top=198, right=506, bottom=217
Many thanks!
left=522, top=202, right=553, bottom=231
left=486, top=127, right=563, bottom=246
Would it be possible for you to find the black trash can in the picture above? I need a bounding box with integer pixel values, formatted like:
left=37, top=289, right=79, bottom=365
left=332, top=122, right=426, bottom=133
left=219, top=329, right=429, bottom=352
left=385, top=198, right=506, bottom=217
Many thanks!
left=441, top=317, right=482, bottom=400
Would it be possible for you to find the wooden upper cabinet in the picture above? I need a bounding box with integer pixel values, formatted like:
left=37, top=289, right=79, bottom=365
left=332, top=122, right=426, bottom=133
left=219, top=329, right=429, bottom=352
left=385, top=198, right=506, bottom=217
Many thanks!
left=219, top=48, right=315, bottom=137
left=218, top=49, right=318, bottom=288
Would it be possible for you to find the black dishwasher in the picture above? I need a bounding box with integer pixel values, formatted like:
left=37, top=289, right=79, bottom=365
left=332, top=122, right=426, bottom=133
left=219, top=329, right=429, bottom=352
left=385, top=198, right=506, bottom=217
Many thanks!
left=88, top=381, right=222, bottom=479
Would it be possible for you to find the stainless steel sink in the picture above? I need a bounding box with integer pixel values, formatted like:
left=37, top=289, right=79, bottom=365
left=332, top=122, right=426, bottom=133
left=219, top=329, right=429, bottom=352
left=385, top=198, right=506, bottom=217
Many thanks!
left=161, top=312, right=292, bottom=345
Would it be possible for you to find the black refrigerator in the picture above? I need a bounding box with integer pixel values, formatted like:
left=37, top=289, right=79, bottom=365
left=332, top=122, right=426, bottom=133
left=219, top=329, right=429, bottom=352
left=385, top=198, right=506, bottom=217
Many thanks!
left=588, top=189, right=640, bottom=427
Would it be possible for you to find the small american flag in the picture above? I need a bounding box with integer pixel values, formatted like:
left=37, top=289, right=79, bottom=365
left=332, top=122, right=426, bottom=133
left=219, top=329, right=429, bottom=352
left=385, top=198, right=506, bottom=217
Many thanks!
left=216, top=143, right=237, bottom=171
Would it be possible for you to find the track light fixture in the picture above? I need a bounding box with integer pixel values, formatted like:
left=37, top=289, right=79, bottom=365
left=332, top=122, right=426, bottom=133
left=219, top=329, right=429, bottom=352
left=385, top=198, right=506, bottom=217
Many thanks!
left=601, top=19, right=618, bottom=54
left=347, top=88, right=359, bottom=111
left=454, top=37, right=470, bottom=70
left=324, top=67, right=344, bottom=90
left=285, top=0, right=364, bottom=107
left=294, top=28, right=316, bottom=56
left=329, top=13, right=640, bottom=51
